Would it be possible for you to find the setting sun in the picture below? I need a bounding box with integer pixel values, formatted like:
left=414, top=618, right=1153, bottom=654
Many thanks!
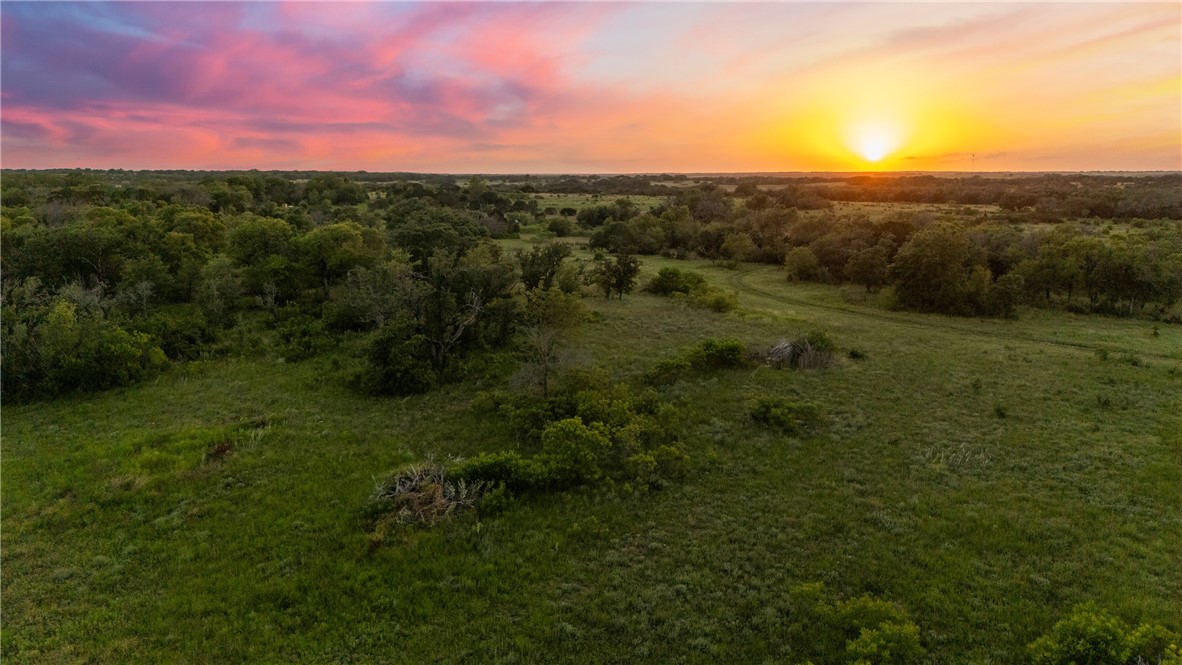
left=846, top=120, right=907, bottom=164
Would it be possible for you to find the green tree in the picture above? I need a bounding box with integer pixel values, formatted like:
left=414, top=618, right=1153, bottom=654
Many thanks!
left=845, top=245, right=890, bottom=292
left=298, top=221, right=385, bottom=297
left=517, top=241, right=573, bottom=291
left=590, top=253, right=641, bottom=300
left=195, top=255, right=242, bottom=326
left=519, top=287, right=587, bottom=398
left=888, top=224, right=974, bottom=314
left=785, top=246, right=822, bottom=282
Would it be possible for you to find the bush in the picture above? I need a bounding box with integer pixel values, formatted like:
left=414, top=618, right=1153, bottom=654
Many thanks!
left=134, top=304, right=216, bottom=360
left=645, top=267, right=737, bottom=313
left=685, top=338, right=748, bottom=369
left=540, top=417, right=613, bottom=486
left=450, top=450, right=546, bottom=494
left=362, top=319, right=438, bottom=396
left=785, top=246, right=822, bottom=281
left=778, top=583, right=927, bottom=664
left=686, top=288, right=737, bottom=313
left=273, top=314, right=332, bottom=362
left=2, top=298, right=168, bottom=402
left=1029, top=604, right=1181, bottom=665
left=749, top=397, right=822, bottom=435
left=647, top=267, right=707, bottom=296
left=547, top=217, right=575, bottom=237
left=845, top=622, right=926, bottom=665
left=645, top=338, right=749, bottom=384
left=454, top=381, right=687, bottom=495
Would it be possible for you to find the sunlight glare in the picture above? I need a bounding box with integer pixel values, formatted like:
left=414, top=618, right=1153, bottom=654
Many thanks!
left=847, top=120, right=904, bottom=163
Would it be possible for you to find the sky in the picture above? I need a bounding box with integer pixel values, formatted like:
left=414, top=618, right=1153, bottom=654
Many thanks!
left=1, top=1, right=1179, bottom=173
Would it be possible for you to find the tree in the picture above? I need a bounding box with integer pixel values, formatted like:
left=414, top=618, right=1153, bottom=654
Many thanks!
left=845, top=245, right=890, bottom=292
left=888, top=224, right=974, bottom=314
left=590, top=253, right=641, bottom=300
left=298, top=221, right=385, bottom=297
left=195, top=255, right=242, bottom=325
left=988, top=273, right=1025, bottom=318
left=720, top=232, right=757, bottom=265
left=364, top=317, right=438, bottom=396
left=330, top=257, right=418, bottom=330
left=518, top=288, right=587, bottom=398
left=517, top=241, right=572, bottom=291
left=784, top=246, right=821, bottom=282
left=388, top=205, right=486, bottom=269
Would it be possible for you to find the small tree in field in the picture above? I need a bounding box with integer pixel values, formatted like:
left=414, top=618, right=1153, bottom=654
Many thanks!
left=518, top=288, right=587, bottom=398
left=590, top=253, right=640, bottom=300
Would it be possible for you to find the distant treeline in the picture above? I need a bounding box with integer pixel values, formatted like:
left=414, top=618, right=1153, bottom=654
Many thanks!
left=578, top=184, right=1182, bottom=318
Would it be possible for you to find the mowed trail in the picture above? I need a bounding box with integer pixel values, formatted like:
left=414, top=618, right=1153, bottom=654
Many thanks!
left=725, top=265, right=1182, bottom=362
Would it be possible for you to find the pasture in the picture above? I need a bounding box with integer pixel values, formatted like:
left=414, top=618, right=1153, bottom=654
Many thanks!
left=4, top=252, right=1178, bottom=663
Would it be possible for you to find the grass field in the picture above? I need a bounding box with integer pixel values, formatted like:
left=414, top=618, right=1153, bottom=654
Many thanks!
left=3, top=254, right=1179, bottom=663
left=533, top=193, right=665, bottom=212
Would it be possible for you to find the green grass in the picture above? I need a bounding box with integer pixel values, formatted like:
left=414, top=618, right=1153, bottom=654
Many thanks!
left=3, top=256, right=1180, bottom=663
left=533, top=193, right=664, bottom=212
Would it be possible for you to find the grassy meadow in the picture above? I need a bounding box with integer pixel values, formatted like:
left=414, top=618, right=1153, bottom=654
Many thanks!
left=3, top=250, right=1180, bottom=663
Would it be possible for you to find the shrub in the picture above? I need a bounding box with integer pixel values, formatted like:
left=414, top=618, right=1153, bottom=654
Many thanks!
left=449, top=450, right=546, bottom=494
left=785, top=246, right=822, bottom=281
left=1127, top=624, right=1182, bottom=664
left=647, top=267, right=707, bottom=296
left=135, top=304, right=216, bottom=360
left=646, top=267, right=737, bottom=313
left=547, top=217, right=575, bottom=237
left=362, top=319, right=437, bottom=396
left=749, top=398, right=822, bottom=435
left=2, top=297, right=168, bottom=402
left=845, top=622, right=926, bottom=665
left=273, top=314, right=332, bottom=362
left=778, top=583, right=926, bottom=664
left=686, top=288, right=738, bottom=313
left=455, top=381, right=686, bottom=496
left=540, top=417, right=613, bottom=486
left=644, top=356, right=694, bottom=385
left=685, top=338, right=748, bottom=370
left=645, top=338, right=749, bottom=384
left=1029, top=604, right=1181, bottom=665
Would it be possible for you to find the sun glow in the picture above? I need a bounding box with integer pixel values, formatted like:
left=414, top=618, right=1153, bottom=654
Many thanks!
left=846, top=120, right=905, bottom=163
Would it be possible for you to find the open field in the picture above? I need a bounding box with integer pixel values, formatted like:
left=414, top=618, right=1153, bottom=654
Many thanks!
left=532, top=193, right=666, bottom=212
left=4, top=251, right=1179, bottom=663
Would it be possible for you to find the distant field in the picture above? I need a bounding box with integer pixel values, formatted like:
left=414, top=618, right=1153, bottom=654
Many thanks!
left=533, top=192, right=665, bottom=212
left=4, top=246, right=1178, bottom=663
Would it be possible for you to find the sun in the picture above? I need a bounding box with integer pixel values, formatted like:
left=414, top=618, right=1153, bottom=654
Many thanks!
left=845, top=119, right=906, bottom=164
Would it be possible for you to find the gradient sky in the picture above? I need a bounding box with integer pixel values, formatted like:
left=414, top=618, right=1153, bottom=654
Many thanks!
left=2, top=2, right=1179, bottom=172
